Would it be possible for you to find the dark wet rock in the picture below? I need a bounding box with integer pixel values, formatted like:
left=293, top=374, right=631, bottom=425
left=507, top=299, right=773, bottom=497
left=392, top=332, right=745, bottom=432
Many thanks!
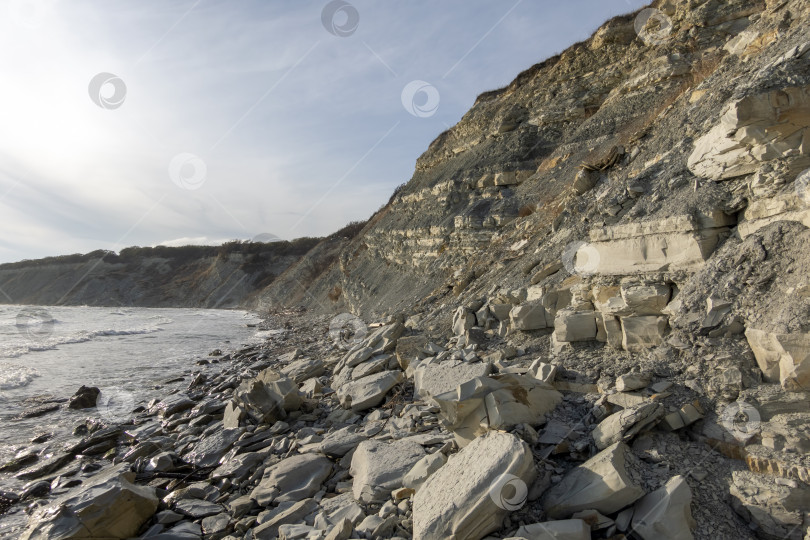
left=67, top=386, right=100, bottom=410
left=0, top=452, right=38, bottom=473
left=174, top=498, right=223, bottom=519
left=20, top=481, right=50, bottom=501
left=19, top=464, right=158, bottom=539
left=16, top=404, right=61, bottom=419
left=183, top=428, right=243, bottom=468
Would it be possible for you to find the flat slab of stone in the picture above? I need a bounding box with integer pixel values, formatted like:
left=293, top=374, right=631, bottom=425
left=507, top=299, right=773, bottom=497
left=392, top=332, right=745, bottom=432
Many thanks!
left=412, top=431, right=536, bottom=540
left=631, top=475, right=695, bottom=540
left=413, top=359, right=492, bottom=402
left=543, top=442, right=644, bottom=519
left=20, top=464, right=158, bottom=539
left=183, top=428, right=242, bottom=468
left=621, top=316, right=668, bottom=352
left=350, top=438, right=426, bottom=503
left=251, top=454, right=332, bottom=506
left=337, top=370, right=404, bottom=412
left=514, top=519, right=591, bottom=539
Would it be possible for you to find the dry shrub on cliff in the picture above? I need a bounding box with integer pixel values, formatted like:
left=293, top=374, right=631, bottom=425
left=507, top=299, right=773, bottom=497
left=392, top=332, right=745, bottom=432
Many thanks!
left=328, top=285, right=342, bottom=302
left=518, top=204, right=536, bottom=217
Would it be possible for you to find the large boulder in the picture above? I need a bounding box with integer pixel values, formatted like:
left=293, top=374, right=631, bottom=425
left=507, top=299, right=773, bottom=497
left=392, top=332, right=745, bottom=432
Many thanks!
left=510, top=302, right=548, bottom=331
left=234, top=369, right=301, bottom=424
left=543, top=442, right=645, bottom=518
left=620, top=283, right=671, bottom=315
left=592, top=402, right=664, bottom=450
left=620, top=316, right=668, bottom=352
left=350, top=438, right=426, bottom=503
left=412, top=432, right=536, bottom=540
left=251, top=454, right=332, bottom=506
left=554, top=310, right=597, bottom=342
left=745, top=328, right=810, bottom=391
left=20, top=464, right=158, bottom=539
left=453, top=307, right=476, bottom=336
left=413, top=359, right=492, bottom=403
left=280, top=357, right=325, bottom=383
left=434, top=374, right=562, bottom=446
left=631, top=475, right=695, bottom=540
left=337, top=370, right=404, bottom=412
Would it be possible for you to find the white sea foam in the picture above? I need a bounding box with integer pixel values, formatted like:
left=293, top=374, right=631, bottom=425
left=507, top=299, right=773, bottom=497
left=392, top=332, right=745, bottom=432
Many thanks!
left=0, top=363, right=40, bottom=390
left=0, top=326, right=164, bottom=358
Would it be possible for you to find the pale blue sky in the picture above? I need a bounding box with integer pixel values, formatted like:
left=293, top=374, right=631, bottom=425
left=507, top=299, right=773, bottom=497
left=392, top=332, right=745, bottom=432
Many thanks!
left=0, top=0, right=649, bottom=263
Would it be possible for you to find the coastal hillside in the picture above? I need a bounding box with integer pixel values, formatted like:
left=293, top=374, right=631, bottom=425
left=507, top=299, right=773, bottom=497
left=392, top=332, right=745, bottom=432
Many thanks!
left=0, top=239, right=321, bottom=308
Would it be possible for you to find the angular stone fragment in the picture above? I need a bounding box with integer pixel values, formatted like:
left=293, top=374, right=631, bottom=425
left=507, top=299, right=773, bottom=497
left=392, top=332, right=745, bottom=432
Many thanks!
left=434, top=375, right=562, bottom=446
left=252, top=498, right=319, bottom=540
left=413, top=432, right=536, bottom=540
left=745, top=328, right=810, bottom=391
left=543, top=442, right=645, bottom=518
left=620, top=283, right=671, bottom=315
left=631, top=475, right=695, bottom=540
left=510, top=302, right=548, bottom=331
left=350, top=438, right=426, bottom=503
left=396, top=335, right=428, bottom=370
left=620, top=316, right=668, bottom=352
left=251, top=454, right=332, bottom=506
left=337, top=370, right=404, bottom=412
left=184, top=428, right=242, bottom=468
left=453, top=307, right=476, bottom=336
left=20, top=464, right=158, bottom=539
left=592, top=402, right=664, bottom=449
left=319, top=426, right=369, bottom=458
left=403, top=451, right=447, bottom=491
left=281, top=357, right=324, bottom=383
left=615, top=372, right=651, bottom=392
left=413, top=359, right=492, bottom=402
left=514, top=519, right=591, bottom=539
left=554, top=310, right=597, bottom=342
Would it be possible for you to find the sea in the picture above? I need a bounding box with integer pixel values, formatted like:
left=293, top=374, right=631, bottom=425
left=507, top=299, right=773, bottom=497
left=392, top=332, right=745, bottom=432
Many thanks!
left=0, top=304, right=265, bottom=512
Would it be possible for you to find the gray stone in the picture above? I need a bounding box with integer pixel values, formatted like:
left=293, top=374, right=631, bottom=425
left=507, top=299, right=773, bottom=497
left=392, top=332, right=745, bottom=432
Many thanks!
left=175, top=498, right=223, bottom=519
left=510, top=302, right=548, bottom=331
left=514, top=519, right=591, bottom=539
left=281, top=357, right=325, bottom=383
left=319, top=426, right=369, bottom=458
left=413, top=359, right=492, bottom=402
left=615, top=372, right=651, bottom=392
left=350, top=437, right=426, bottom=503
left=592, top=402, right=664, bottom=450
left=412, top=432, right=536, bottom=540
left=402, top=451, right=447, bottom=491
left=252, top=498, right=319, bottom=540
left=19, top=464, right=158, bottom=540
left=251, top=454, right=332, bottom=506
left=337, top=370, right=404, bottom=412
left=631, top=475, right=695, bottom=540
left=183, top=428, right=242, bottom=468
left=543, top=442, right=644, bottom=518
left=620, top=316, right=668, bottom=352
left=554, top=310, right=597, bottom=342
left=453, top=307, right=476, bottom=336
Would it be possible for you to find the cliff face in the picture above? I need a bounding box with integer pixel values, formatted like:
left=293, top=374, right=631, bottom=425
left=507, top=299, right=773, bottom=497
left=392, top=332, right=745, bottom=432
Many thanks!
left=257, top=0, right=810, bottom=330
left=0, top=241, right=320, bottom=308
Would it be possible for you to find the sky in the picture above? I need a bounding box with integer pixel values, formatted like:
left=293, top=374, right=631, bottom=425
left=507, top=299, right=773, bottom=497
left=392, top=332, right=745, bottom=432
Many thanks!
left=0, top=0, right=650, bottom=264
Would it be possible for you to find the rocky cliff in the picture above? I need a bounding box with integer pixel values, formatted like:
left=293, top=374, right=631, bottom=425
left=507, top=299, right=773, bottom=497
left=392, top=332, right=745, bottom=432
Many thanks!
left=0, top=240, right=321, bottom=308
